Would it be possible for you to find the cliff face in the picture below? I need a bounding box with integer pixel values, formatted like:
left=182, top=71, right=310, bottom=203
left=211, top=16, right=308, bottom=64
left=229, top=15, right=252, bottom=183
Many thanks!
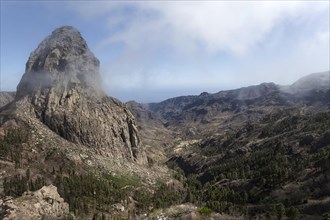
left=14, top=26, right=147, bottom=164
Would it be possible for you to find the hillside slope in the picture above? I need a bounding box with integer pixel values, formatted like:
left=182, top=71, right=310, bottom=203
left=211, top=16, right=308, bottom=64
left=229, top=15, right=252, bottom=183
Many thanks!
left=129, top=71, right=330, bottom=219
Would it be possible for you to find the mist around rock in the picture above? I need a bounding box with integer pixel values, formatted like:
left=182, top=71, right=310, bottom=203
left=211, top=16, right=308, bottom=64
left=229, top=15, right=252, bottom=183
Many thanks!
left=16, top=26, right=104, bottom=100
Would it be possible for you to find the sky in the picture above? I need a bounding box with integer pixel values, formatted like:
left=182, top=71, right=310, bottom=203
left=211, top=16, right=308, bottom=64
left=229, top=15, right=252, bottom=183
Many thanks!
left=1, top=1, right=329, bottom=102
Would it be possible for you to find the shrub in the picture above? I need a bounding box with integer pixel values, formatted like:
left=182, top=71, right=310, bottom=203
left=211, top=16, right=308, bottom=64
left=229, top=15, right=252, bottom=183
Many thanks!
left=198, top=206, right=212, bottom=216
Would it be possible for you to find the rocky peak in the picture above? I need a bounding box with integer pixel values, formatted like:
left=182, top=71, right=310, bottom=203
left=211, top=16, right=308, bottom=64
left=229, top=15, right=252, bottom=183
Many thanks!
left=16, top=26, right=103, bottom=100
left=12, top=26, right=147, bottom=164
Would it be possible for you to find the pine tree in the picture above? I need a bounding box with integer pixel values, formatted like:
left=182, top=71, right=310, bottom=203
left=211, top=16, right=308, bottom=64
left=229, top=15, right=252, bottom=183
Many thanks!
left=275, top=203, right=285, bottom=220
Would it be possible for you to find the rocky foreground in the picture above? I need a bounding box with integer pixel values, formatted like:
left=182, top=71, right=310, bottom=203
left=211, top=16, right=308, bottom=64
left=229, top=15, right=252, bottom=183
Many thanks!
left=0, top=185, right=69, bottom=220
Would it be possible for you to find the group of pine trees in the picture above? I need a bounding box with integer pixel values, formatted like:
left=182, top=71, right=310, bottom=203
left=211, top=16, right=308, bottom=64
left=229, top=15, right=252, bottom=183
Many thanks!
left=170, top=111, right=330, bottom=219
left=0, top=128, right=28, bottom=168
left=3, top=171, right=45, bottom=197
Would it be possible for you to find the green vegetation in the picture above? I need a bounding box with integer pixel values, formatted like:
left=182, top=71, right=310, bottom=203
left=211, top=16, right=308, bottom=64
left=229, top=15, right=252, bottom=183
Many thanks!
left=170, top=111, right=330, bottom=218
left=197, top=206, right=212, bottom=216
left=3, top=174, right=46, bottom=197
left=154, top=182, right=183, bottom=209
left=3, top=169, right=183, bottom=218
left=286, top=206, right=299, bottom=220
left=55, top=172, right=127, bottom=216
left=0, top=128, right=29, bottom=168
left=54, top=171, right=183, bottom=217
left=104, top=173, right=141, bottom=188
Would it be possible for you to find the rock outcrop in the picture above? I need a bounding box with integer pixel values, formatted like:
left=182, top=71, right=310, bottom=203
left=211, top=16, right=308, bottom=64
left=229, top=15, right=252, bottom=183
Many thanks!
left=0, top=185, right=69, bottom=220
left=13, top=26, right=147, bottom=164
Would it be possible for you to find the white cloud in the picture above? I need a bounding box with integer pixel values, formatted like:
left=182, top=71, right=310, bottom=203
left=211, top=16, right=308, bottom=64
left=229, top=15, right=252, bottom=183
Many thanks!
left=67, top=1, right=329, bottom=101
left=90, top=1, right=328, bottom=55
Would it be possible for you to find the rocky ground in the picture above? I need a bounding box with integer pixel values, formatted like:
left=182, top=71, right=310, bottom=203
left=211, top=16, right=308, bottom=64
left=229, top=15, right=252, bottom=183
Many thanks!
left=0, top=185, right=69, bottom=220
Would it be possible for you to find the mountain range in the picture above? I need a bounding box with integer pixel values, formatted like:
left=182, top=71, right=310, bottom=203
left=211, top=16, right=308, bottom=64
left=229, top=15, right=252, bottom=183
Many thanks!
left=0, top=26, right=329, bottom=220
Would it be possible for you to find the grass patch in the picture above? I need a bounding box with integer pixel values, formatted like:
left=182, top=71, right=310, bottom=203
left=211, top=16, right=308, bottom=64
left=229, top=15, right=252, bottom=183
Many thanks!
left=198, top=206, right=212, bottom=216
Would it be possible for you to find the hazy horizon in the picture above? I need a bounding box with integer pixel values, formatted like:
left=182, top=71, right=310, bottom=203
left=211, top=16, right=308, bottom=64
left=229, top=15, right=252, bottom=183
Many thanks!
left=1, top=1, right=329, bottom=102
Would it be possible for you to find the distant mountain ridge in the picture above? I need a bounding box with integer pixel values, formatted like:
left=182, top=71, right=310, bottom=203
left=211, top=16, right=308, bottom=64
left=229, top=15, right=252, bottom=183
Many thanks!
left=283, top=71, right=330, bottom=93
left=149, top=71, right=329, bottom=111
left=134, top=71, right=329, bottom=140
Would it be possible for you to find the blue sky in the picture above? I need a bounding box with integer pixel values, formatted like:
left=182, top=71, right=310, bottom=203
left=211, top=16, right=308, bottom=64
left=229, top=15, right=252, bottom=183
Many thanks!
left=1, top=1, right=329, bottom=102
